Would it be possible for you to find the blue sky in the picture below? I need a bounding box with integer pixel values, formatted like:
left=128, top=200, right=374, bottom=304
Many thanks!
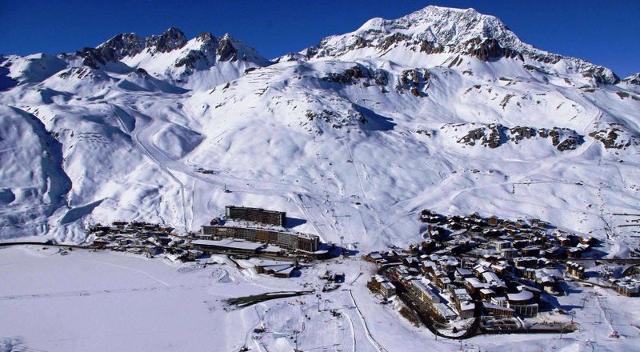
left=0, top=0, right=638, bottom=76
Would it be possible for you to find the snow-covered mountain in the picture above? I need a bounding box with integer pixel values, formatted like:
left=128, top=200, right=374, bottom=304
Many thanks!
left=1, top=6, right=639, bottom=256
left=1, top=27, right=270, bottom=92
left=301, top=6, right=619, bottom=84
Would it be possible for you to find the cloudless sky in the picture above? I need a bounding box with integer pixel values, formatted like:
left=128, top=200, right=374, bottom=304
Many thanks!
left=0, top=0, right=638, bottom=76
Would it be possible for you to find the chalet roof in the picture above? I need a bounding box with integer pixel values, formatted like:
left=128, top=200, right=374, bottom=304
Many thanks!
left=465, top=277, right=489, bottom=289
left=411, top=278, right=443, bottom=303
left=381, top=282, right=396, bottom=291
left=455, top=268, right=473, bottom=277
left=480, top=288, right=495, bottom=295
left=460, top=301, right=475, bottom=311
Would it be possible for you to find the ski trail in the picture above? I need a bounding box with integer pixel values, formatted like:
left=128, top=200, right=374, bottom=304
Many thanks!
left=293, top=193, right=325, bottom=241
left=347, top=289, right=388, bottom=352
left=113, top=106, right=188, bottom=231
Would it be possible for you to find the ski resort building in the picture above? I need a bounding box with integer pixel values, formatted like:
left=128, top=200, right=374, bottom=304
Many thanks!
left=225, top=206, right=286, bottom=227
left=200, top=225, right=320, bottom=252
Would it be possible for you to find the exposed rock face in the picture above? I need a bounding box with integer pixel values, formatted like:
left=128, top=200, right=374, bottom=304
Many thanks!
left=174, top=50, right=207, bottom=69
left=145, top=27, right=187, bottom=53
left=273, top=52, right=306, bottom=63
left=216, top=35, right=237, bottom=61
left=78, top=33, right=145, bottom=69
left=546, top=128, right=584, bottom=151
left=70, top=28, right=270, bottom=81
left=622, top=73, right=640, bottom=85
left=582, top=66, right=620, bottom=85
left=305, top=109, right=366, bottom=130
left=453, top=123, right=584, bottom=151
left=462, top=38, right=523, bottom=61
left=457, top=124, right=507, bottom=148
left=76, top=48, right=108, bottom=69
left=97, top=33, right=145, bottom=60
left=57, top=67, right=111, bottom=83
left=509, top=126, right=536, bottom=142
left=419, top=40, right=445, bottom=54
left=321, top=64, right=388, bottom=86
left=378, top=33, right=409, bottom=51
left=77, top=28, right=187, bottom=68
left=589, top=124, right=639, bottom=149
left=396, top=69, right=430, bottom=96
left=175, top=33, right=218, bottom=70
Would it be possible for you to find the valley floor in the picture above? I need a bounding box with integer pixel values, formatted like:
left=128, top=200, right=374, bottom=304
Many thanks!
left=1, top=246, right=639, bottom=352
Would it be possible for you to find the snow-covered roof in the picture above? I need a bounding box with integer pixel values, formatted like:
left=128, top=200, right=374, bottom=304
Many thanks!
left=507, top=290, right=534, bottom=303
left=191, top=239, right=264, bottom=251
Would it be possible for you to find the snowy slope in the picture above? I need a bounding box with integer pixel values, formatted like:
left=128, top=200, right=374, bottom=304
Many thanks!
left=0, top=6, right=638, bottom=257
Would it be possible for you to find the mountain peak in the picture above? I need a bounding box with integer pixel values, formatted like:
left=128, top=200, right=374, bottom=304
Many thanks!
left=622, top=73, right=640, bottom=85
left=303, top=5, right=618, bottom=84
left=96, top=32, right=145, bottom=61
left=307, top=5, right=521, bottom=60
left=145, top=27, right=187, bottom=53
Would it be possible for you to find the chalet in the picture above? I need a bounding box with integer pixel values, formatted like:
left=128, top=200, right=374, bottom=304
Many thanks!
left=566, top=262, right=585, bottom=279
left=482, top=302, right=514, bottom=317
left=380, top=281, right=397, bottom=298
left=480, top=288, right=496, bottom=300
left=458, top=301, right=475, bottom=319
left=567, top=247, right=583, bottom=259
left=514, top=257, right=538, bottom=269
left=365, top=252, right=384, bottom=264
left=501, top=248, right=518, bottom=259
left=614, top=279, right=640, bottom=297
left=521, top=246, right=541, bottom=257
left=495, top=241, right=511, bottom=251
left=403, top=256, right=420, bottom=268
left=465, top=277, right=489, bottom=295
left=455, top=268, right=474, bottom=280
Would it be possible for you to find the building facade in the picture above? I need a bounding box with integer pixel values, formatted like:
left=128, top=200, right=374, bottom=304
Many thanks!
left=201, top=225, right=319, bottom=252
left=225, top=206, right=286, bottom=227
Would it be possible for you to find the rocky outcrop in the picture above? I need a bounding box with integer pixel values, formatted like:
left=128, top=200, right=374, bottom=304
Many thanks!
left=321, top=65, right=388, bottom=86
left=589, top=124, right=639, bottom=149
left=174, top=33, right=217, bottom=70
left=216, top=35, right=238, bottom=62
left=378, top=33, right=409, bottom=51
left=396, top=69, right=430, bottom=96
left=58, top=67, right=109, bottom=81
left=273, top=52, right=306, bottom=63
left=76, top=48, right=108, bottom=69
left=305, top=109, right=366, bottom=130
left=456, top=124, right=507, bottom=148
left=582, top=66, right=620, bottom=85
left=452, top=123, right=584, bottom=151
left=462, top=38, right=523, bottom=61
left=622, top=73, right=640, bottom=85
left=419, top=41, right=445, bottom=54
left=546, top=128, right=584, bottom=151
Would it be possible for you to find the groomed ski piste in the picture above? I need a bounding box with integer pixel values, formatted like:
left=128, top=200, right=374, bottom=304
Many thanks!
left=2, top=5, right=640, bottom=351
